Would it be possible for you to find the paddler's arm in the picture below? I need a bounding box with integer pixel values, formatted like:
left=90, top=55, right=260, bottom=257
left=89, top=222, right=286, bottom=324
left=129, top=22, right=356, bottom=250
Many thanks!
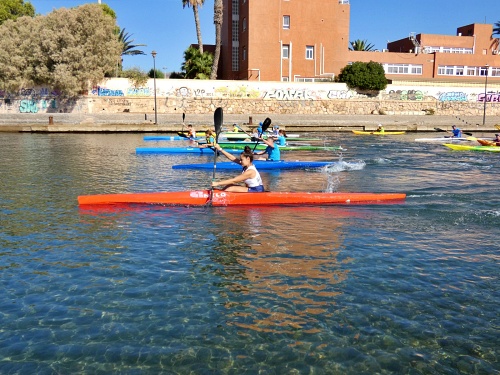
left=259, top=137, right=275, bottom=148
left=212, top=169, right=255, bottom=187
left=213, top=144, right=242, bottom=164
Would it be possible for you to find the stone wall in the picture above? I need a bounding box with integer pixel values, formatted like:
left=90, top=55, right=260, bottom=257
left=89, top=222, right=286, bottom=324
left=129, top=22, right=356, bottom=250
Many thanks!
left=1, top=78, right=499, bottom=116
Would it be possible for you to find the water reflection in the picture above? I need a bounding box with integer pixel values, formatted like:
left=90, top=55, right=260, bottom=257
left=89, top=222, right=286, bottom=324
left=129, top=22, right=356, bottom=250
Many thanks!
left=209, top=206, right=355, bottom=334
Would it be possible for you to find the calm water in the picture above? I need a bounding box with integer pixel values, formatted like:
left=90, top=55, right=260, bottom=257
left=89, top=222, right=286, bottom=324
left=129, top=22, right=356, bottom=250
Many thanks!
left=0, top=132, right=498, bottom=374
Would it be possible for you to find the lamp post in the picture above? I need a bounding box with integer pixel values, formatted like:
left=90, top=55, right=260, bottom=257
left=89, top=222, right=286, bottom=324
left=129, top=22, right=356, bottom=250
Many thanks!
left=151, top=50, right=158, bottom=125
left=482, top=64, right=489, bottom=126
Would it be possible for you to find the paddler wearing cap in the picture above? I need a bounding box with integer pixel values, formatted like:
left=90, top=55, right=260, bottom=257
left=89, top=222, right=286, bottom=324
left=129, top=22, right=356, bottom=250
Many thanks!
left=375, top=124, right=385, bottom=133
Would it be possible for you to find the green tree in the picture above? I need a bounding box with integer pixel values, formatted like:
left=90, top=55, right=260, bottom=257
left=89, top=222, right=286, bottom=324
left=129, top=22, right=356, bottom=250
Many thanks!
left=182, top=0, right=204, bottom=54
left=0, top=0, right=34, bottom=25
left=210, top=0, right=223, bottom=79
left=120, top=67, right=148, bottom=87
left=0, top=3, right=122, bottom=95
left=336, top=61, right=388, bottom=92
left=349, top=39, right=376, bottom=51
left=148, top=68, right=164, bottom=79
left=182, top=45, right=213, bottom=79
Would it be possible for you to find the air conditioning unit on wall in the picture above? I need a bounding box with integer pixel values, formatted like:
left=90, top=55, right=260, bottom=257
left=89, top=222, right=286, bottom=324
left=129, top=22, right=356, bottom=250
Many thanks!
left=492, top=50, right=498, bottom=55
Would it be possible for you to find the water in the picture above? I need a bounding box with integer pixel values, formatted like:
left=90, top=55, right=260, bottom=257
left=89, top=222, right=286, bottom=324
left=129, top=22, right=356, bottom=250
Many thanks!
left=0, top=132, right=498, bottom=374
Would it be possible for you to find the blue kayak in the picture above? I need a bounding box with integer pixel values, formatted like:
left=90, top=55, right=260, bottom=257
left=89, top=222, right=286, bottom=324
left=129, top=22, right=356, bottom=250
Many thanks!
left=136, top=147, right=241, bottom=155
left=172, top=160, right=335, bottom=170
left=144, top=136, right=203, bottom=141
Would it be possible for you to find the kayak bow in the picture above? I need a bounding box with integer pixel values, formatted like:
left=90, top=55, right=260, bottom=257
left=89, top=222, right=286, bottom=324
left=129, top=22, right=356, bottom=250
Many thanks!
left=352, top=130, right=406, bottom=135
left=78, top=190, right=406, bottom=206
left=172, top=160, right=337, bottom=170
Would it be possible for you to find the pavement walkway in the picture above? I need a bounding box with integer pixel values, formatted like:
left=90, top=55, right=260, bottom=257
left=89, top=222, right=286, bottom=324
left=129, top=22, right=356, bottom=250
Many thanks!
left=0, top=113, right=499, bottom=133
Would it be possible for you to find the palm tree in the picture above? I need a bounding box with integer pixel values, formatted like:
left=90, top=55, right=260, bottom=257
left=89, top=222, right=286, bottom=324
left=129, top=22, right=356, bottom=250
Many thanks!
left=182, top=0, right=204, bottom=54
left=210, top=0, right=223, bottom=79
left=493, top=21, right=500, bottom=37
left=119, top=28, right=146, bottom=56
left=349, top=39, right=376, bottom=51
left=182, top=46, right=213, bottom=79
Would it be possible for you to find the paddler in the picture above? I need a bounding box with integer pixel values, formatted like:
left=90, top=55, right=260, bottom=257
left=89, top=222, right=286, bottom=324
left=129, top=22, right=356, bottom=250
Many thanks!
left=198, top=129, right=216, bottom=148
left=375, top=124, right=385, bottom=133
left=211, top=145, right=265, bottom=192
left=187, top=124, right=197, bottom=139
left=450, top=125, right=462, bottom=138
left=273, top=129, right=288, bottom=146
left=254, top=136, right=280, bottom=161
left=493, top=134, right=500, bottom=146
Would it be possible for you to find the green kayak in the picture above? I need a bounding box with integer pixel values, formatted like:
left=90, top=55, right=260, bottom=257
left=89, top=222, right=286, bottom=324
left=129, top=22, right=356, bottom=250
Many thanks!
left=215, top=142, right=343, bottom=151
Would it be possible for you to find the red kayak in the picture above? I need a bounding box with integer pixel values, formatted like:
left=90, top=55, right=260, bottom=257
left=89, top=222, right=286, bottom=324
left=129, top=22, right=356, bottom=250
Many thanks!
left=78, top=190, right=406, bottom=206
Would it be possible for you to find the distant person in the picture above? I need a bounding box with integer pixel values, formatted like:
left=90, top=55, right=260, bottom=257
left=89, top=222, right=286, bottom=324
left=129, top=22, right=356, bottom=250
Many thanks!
left=274, top=129, right=288, bottom=146
left=450, top=125, right=462, bottom=138
left=187, top=124, right=197, bottom=139
left=211, top=145, right=265, bottom=192
left=493, top=133, right=500, bottom=146
left=254, top=136, right=280, bottom=161
left=375, top=124, right=385, bottom=133
left=198, top=129, right=216, bottom=148
left=232, top=124, right=239, bottom=132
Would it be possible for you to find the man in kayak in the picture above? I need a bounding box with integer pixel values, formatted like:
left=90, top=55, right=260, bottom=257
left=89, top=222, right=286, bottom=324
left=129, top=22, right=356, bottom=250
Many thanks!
left=450, top=125, right=462, bottom=138
left=493, top=134, right=500, bottom=146
left=375, top=124, right=385, bottom=133
left=211, top=145, right=265, bottom=192
left=254, top=136, right=280, bottom=161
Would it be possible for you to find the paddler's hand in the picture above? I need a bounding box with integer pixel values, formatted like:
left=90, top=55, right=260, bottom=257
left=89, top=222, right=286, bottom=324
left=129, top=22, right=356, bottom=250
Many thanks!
left=212, top=181, right=219, bottom=187
left=214, top=144, right=222, bottom=151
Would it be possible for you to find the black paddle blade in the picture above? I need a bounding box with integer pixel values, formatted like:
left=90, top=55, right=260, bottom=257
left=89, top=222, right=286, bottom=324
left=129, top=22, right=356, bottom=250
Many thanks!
left=434, top=127, right=446, bottom=132
left=214, top=107, right=223, bottom=141
left=262, top=118, right=272, bottom=133
left=182, top=113, right=185, bottom=123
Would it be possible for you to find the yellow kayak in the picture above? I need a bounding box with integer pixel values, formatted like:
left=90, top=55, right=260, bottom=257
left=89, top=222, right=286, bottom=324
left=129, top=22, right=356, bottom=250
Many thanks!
left=352, top=130, right=406, bottom=135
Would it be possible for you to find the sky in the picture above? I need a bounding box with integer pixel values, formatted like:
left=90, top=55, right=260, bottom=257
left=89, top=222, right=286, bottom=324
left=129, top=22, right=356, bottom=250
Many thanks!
left=30, top=0, right=500, bottom=74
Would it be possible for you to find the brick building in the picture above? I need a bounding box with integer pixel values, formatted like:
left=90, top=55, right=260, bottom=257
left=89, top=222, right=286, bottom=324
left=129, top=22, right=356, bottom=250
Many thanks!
left=217, top=0, right=499, bottom=83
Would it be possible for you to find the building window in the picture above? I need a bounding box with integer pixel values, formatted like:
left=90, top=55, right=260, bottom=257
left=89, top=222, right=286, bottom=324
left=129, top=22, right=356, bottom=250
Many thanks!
left=282, top=44, right=290, bottom=59
left=438, top=65, right=489, bottom=76
left=283, top=15, right=290, bottom=29
left=232, top=0, right=238, bottom=15
left=232, top=47, right=239, bottom=71
left=385, top=63, right=422, bottom=75
left=491, top=67, right=500, bottom=77
left=232, top=20, right=239, bottom=42
left=306, top=46, right=314, bottom=60
left=282, top=76, right=289, bottom=82
left=243, top=46, right=246, bottom=61
left=243, top=18, right=246, bottom=32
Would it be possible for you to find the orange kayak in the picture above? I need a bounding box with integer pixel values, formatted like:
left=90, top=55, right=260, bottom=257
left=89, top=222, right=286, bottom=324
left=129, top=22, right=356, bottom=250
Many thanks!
left=477, top=139, right=499, bottom=146
left=78, top=190, right=406, bottom=207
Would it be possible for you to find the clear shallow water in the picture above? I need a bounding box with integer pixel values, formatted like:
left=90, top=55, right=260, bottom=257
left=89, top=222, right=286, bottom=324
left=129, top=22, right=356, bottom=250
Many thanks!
left=0, top=132, right=498, bottom=374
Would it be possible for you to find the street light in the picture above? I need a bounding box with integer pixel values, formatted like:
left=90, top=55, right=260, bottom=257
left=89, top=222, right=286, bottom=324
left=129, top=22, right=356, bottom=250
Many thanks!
left=151, top=50, right=158, bottom=125
left=483, top=64, right=489, bottom=126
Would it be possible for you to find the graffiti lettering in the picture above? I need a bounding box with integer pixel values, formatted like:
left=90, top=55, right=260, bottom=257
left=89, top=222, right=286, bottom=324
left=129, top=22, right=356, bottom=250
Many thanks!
left=97, top=87, right=124, bottom=96
left=477, top=93, right=500, bottom=103
left=439, top=92, right=467, bottom=102
left=106, top=98, right=132, bottom=106
left=127, top=87, right=151, bottom=96
left=19, top=99, right=38, bottom=113
left=327, top=90, right=355, bottom=99
left=264, top=89, right=313, bottom=100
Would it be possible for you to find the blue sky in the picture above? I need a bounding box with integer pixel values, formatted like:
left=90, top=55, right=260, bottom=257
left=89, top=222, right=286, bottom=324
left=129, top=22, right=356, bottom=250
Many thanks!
left=31, top=0, right=500, bottom=74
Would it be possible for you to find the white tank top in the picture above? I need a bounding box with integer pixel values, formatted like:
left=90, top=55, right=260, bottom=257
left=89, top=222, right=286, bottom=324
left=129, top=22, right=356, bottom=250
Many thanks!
left=243, top=165, right=263, bottom=187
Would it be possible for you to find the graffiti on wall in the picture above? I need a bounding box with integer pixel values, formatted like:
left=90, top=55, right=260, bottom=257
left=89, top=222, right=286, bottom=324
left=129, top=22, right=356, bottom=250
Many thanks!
left=438, top=92, right=468, bottom=102
left=91, top=86, right=125, bottom=96
left=263, top=89, right=315, bottom=100
left=477, top=92, right=500, bottom=102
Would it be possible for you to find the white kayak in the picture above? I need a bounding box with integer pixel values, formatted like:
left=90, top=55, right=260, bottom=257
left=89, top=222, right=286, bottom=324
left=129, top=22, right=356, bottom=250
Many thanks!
left=415, top=137, right=470, bottom=143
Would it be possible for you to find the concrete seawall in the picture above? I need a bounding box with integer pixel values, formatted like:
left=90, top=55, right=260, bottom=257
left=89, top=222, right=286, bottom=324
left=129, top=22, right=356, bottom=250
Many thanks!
left=0, top=113, right=499, bottom=133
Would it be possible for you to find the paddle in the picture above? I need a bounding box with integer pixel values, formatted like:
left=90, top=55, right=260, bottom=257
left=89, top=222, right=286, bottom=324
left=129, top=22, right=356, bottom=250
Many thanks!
left=252, top=118, right=272, bottom=152
left=434, top=127, right=473, bottom=136
left=210, top=107, right=223, bottom=203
